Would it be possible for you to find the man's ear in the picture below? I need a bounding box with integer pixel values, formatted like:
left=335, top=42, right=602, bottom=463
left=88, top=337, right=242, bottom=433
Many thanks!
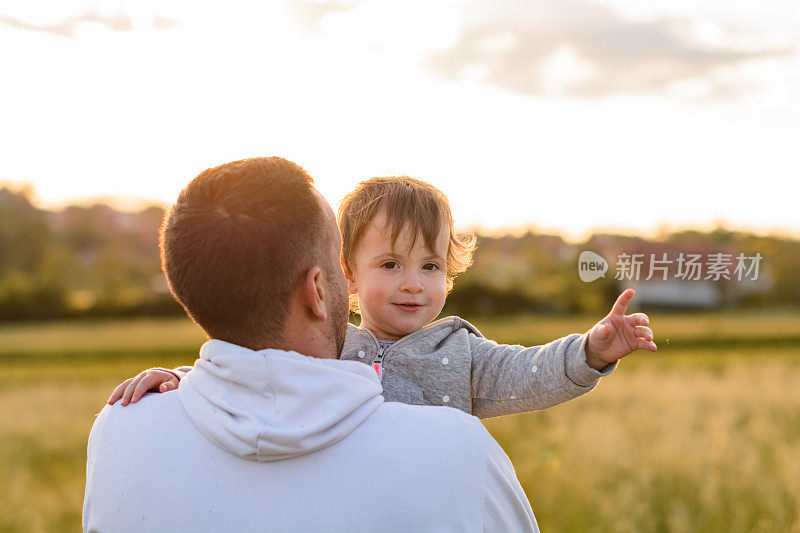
left=301, top=266, right=328, bottom=321
left=341, top=258, right=358, bottom=295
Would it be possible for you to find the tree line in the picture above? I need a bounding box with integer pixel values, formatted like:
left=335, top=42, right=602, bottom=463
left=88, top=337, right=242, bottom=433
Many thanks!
left=1, top=185, right=798, bottom=321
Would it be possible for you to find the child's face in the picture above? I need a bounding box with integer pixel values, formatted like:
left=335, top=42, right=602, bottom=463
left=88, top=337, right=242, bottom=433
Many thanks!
left=346, top=210, right=449, bottom=340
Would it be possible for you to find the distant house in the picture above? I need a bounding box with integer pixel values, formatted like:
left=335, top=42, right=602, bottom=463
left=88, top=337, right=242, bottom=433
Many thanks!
left=586, top=237, right=771, bottom=309
left=620, top=279, right=721, bottom=309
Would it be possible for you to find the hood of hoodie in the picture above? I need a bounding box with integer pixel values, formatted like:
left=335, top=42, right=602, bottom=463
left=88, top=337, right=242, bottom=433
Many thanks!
left=344, top=315, right=484, bottom=356
left=178, top=339, right=384, bottom=462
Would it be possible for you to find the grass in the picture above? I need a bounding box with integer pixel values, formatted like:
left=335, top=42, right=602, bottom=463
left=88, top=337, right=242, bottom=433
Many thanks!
left=1, top=311, right=799, bottom=532
left=0, top=317, right=207, bottom=358
left=485, top=353, right=800, bottom=532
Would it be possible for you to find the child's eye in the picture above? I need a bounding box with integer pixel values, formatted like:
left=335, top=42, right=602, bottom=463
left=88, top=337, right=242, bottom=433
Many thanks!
left=422, top=263, right=440, bottom=271
left=381, top=261, right=399, bottom=270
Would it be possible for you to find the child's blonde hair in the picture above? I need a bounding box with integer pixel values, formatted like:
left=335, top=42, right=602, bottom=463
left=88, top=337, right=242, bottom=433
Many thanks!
left=338, top=177, right=476, bottom=304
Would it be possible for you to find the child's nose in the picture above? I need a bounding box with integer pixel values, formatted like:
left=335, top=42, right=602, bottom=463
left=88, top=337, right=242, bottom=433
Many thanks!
left=399, top=273, right=423, bottom=293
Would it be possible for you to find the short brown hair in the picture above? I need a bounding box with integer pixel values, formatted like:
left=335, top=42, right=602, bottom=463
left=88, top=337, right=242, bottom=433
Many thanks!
left=338, top=177, right=476, bottom=294
left=160, top=157, right=329, bottom=349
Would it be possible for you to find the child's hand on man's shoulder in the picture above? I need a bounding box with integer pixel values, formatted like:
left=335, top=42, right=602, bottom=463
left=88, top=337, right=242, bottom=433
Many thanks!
left=107, top=368, right=180, bottom=406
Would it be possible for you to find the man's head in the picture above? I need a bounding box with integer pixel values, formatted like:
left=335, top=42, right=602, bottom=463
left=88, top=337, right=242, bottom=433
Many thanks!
left=160, top=157, right=348, bottom=355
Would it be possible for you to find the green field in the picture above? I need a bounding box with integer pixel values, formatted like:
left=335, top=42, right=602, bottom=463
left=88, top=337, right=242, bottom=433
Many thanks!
left=1, top=311, right=799, bottom=532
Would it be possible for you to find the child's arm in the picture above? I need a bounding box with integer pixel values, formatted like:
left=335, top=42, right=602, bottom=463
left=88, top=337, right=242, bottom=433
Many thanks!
left=471, top=289, right=655, bottom=419
left=107, top=366, right=193, bottom=406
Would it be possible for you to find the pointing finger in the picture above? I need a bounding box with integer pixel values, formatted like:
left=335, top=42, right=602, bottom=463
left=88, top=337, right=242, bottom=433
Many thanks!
left=610, top=289, right=636, bottom=315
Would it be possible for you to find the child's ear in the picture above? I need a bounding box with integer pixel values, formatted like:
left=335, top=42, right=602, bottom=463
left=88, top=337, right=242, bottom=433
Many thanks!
left=347, top=278, right=358, bottom=295
left=341, top=258, right=358, bottom=295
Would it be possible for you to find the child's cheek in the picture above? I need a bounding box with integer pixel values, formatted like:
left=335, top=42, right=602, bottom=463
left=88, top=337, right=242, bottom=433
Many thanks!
left=361, top=279, right=386, bottom=314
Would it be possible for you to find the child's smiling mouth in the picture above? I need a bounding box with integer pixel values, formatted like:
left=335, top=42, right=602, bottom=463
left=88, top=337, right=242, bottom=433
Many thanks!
left=393, top=303, right=423, bottom=312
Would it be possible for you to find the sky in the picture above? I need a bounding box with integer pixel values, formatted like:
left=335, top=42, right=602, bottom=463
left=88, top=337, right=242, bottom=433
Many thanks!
left=1, top=0, right=798, bottom=243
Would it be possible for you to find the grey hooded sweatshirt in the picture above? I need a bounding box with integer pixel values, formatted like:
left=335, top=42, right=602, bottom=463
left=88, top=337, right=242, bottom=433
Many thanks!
left=338, top=316, right=616, bottom=419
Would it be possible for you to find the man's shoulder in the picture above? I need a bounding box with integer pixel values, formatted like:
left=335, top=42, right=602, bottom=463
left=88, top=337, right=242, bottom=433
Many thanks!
left=377, top=399, right=480, bottom=421
left=353, top=402, right=496, bottom=499
left=368, top=404, right=538, bottom=532
left=367, top=401, right=490, bottom=449
left=101, top=390, right=183, bottom=416
left=90, top=392, right=189, bottom=442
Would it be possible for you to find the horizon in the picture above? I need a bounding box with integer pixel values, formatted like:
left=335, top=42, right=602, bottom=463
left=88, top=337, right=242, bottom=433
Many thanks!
left=7, top=182, right=799, bottom=246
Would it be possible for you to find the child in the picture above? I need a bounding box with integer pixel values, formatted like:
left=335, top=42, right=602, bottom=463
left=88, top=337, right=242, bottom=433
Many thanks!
left=109, top=177, right=657, bottom=418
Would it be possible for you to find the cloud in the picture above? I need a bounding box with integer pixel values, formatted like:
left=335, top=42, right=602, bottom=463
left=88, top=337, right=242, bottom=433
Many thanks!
left=0, top=9, right=178, bottom=38
left=152, top=15, right=181, bottom=31
left=423, top=0, right=794, bottom=99
left=282, top=0, right=362, bottom=35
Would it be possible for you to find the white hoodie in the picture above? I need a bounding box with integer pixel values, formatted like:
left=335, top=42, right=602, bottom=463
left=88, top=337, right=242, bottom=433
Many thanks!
left=83, top=340, right=538, bottom=532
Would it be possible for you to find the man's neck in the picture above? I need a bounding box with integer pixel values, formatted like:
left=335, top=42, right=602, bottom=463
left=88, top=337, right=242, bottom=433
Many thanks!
left=280, top=315, right=338, bottom=359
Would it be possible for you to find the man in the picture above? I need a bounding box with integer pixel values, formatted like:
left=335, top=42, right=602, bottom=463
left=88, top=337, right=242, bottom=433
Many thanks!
left=83, top=157, right=538, bottom=532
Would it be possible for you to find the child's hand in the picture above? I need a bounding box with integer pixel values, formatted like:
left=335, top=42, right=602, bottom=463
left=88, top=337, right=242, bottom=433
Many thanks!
left=584, top=289, right=656, bottom=370
left=107, top=368, right=180, bottom=406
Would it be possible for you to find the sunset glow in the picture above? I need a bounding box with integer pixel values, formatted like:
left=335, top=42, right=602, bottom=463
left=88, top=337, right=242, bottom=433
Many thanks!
left=1, top=0, right=797, bottom=242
